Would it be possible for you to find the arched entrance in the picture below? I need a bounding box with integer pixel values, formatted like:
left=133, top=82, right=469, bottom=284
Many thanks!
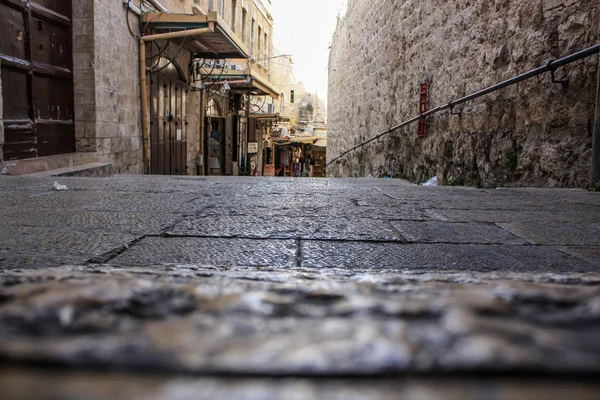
left=149, top=57, right=188, bottom=175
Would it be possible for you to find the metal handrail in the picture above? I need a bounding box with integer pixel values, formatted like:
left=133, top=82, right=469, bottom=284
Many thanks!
left=326, top=43, right=600, bottom=168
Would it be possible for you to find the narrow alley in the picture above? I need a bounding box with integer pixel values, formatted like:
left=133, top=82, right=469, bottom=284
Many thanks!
left=1, top=0, right=599, bottom=398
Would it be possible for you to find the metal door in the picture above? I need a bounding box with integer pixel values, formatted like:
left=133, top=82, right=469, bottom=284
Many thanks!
left=0, top=0, right=74, bottom=160
left=150, top=76, right=188, bottom=175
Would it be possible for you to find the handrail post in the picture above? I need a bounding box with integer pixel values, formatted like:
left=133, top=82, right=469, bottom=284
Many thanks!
left=592, top=51, right=600, bottom=187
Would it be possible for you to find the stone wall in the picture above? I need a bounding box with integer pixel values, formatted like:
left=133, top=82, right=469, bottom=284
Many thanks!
left=91, top=0, right=143, bottom=174
left=327, top=0, right=600, bottom=187
left=0, top=62, right=4, bottom=166
left=80, top=0, right=203, bottom=175
left=73, top=0, right=97, bottom=157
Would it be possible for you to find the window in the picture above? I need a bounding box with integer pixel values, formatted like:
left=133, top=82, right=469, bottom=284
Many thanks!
left=257, top=26, right=262, bottom=61
left=264, top=32, right=268, bottom=64
left=219, top=0, right=224, bottom=16
left=208, top=0, right=213, bottom=10
left=250, top=19, right=255, bottom=57
left=231, top=0, right=237, bottom=32
left=241, top=9, right=247, bottom=43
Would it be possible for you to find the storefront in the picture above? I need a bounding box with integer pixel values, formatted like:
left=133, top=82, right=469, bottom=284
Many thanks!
left=288, top=136, right=327, bottom=177
left=249, top=114, right=290, bottom=176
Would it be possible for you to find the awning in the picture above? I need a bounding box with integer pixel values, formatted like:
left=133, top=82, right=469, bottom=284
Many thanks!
left=141, top=11, right=249, bottom=59
left=250, top=113, right=290, bottom=122
left=290, top=136, right=328, bottom=145
left=206, top=69, right=280, bottom=98
left=313, top=138, right=328, bottom=148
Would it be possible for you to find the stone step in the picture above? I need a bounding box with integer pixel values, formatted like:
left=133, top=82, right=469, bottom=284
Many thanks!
left=27, top=162, right=113, bottom=178
left=4, top=152, right=98, bottom=176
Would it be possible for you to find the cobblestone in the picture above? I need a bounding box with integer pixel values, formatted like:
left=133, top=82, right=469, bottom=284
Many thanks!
left=1, top=265, right=600, bottom=376
left=0, top=175, right=599, bottom=396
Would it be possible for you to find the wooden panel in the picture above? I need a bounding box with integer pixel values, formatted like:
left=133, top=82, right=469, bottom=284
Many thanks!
left=32, top=74, right=73, bottom=120
left=34, top=0, right=72, bottom=18
left=150, top=77, right=188, bottom=175
left=1, top=67, right=29, bottom=120
left=31, top=16, right=71, bottom=68
left=0, top=2, right=26, bottom=60
left=36, top=120, right=75, bottom=155
left=0, top=0, right=74, bottom=160
left=150, top=77, right=160, bottom=174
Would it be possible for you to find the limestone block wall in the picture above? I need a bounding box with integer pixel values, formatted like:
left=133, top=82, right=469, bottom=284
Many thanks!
left=327, top=0, right=600, bottom=187
left=91, top=0, right=143, bottom=174
left=0, top=62, right=4, bottom=165
left=73, top=0, right=97, bottom=156
left=84, top=0, right=202, bottom=175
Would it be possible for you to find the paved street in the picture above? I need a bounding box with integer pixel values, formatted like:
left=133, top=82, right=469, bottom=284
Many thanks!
left=1, top=175, right=600, bottom=399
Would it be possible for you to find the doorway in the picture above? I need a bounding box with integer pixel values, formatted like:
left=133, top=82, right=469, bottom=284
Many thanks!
left=205, top=118, right=226, bottom=175
left=204, top=97, right=227, bottom=175
left=0, top=0, right=75, bottom=160
left=149, top=58, right=188, bottom=175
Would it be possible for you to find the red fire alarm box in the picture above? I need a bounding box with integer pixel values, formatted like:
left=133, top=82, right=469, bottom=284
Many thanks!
left=418, top=82, right=428, bottom=137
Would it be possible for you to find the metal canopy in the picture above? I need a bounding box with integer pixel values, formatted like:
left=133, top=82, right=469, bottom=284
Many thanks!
left=208, top=69, right=281, bottom=99
left=141, top=11, right=249, bottom=59
left=250, top=113, right=290, bottom=122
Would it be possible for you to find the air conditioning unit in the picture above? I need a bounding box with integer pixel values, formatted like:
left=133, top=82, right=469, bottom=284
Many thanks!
left=267, top=104, right=275, bottom=114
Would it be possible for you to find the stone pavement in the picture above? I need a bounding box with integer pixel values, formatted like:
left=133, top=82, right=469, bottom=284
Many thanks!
left=0, top=175, right=599, bottom=399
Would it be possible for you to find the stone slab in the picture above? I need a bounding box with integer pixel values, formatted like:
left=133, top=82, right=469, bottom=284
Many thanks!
left=4, top=152, right=99, bottom=175
left=498, top=222, right=600, bottom=246
left=0, top=253, right=88, bottom=270
left=27, top=162, right=113, bottom=178
left=426, top=209, right=600, bottom=223
left=1, top=209, right=180, bottom=235
left=108, top=237, right=298, bottom=268
left=559, top=247, right=600, bottom=266
left=300, top=242, right=595, bottom=273
left=391, top=221, right=526, bottom=244
left=170, top=215, right=403, bottom=241
left=0, top=227, right=139, bottom=264
left=200, top=202, right=428, bottom=221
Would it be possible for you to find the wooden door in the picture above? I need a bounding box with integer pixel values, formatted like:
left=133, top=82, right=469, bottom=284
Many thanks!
left=150, top=76, right=188, bottom=175
left=0, top=0, right=74, bottom=160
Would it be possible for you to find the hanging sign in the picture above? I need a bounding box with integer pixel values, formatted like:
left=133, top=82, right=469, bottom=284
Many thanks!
left=248, top=142, right=258, bottom=153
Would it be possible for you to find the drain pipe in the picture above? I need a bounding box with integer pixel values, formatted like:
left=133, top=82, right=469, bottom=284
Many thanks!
left=139, top=27, right=213, bottom=174
left=195, top=78, right=252, bottom=89
left=147, top=0, right=168, bottom=12
left=123, top=0, right=141, bottom=15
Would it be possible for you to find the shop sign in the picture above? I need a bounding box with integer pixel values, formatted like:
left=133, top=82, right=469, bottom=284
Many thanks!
left=248, top=142, right=258, bottom=153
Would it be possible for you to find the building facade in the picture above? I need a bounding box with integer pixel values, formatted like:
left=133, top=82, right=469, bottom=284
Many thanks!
left=327, top=0, right=600, bottom=187
left=0, top=0, right=278, bottom=176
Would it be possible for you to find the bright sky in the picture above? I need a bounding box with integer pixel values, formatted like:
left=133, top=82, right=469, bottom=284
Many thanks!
left=270, top=0, right=347, bottom=103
